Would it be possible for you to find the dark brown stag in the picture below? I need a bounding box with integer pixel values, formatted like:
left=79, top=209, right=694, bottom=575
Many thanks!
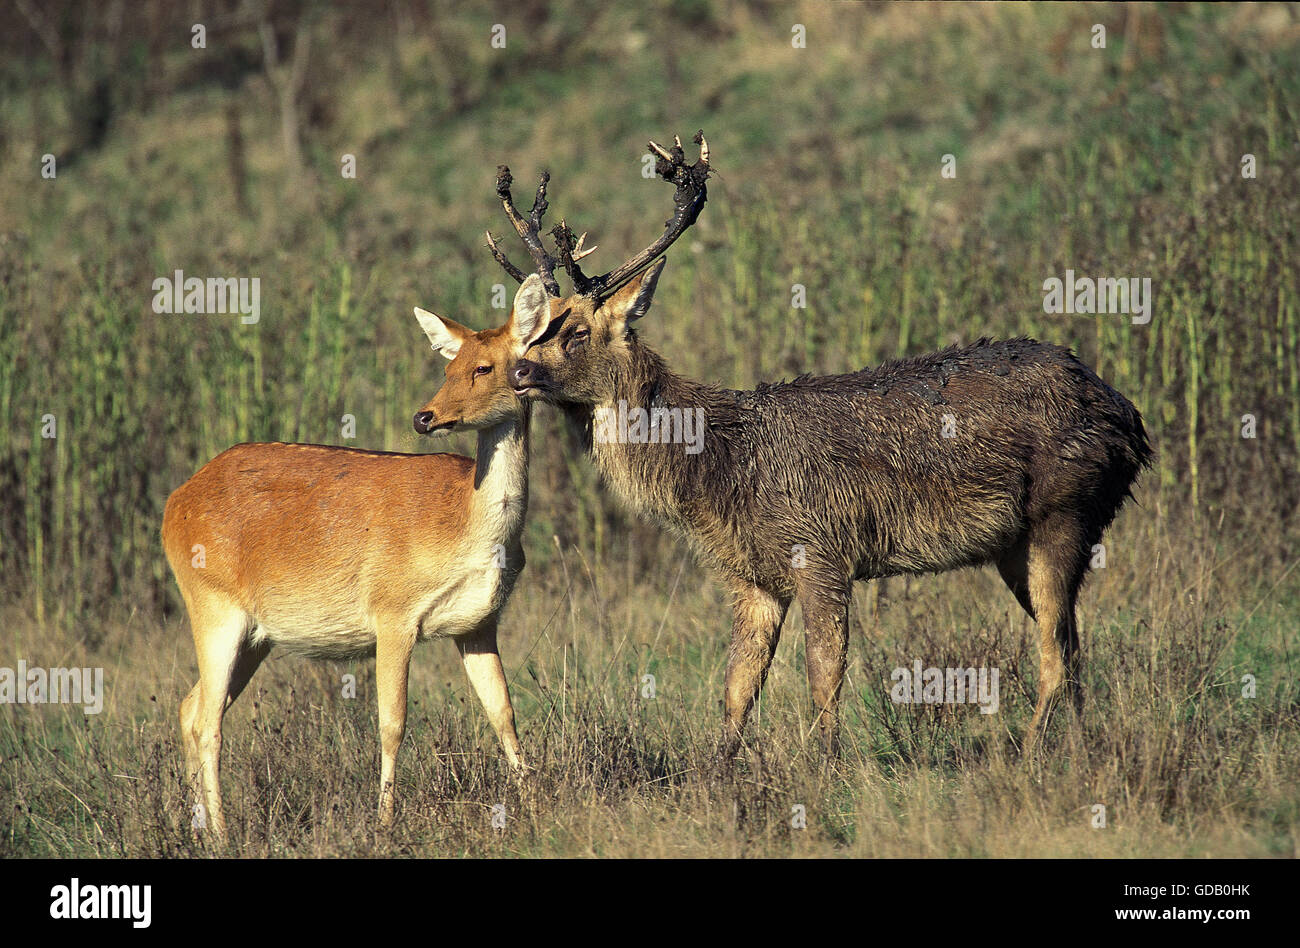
left=492, top=131, right=1153, bottom=759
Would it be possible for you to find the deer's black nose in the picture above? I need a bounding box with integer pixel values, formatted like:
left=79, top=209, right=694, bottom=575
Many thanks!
left=413, top=410, right=435, bottom=434
left=511, top=361, right=538, bottom=390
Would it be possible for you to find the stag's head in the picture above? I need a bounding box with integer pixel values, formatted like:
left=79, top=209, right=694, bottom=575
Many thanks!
left=481, top=132, right=711, bottom=408
left=508, top=258, right=667, bottom=405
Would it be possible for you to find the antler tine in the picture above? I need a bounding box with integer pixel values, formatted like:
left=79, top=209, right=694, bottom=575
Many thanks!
left=550, top=219, right=599, bottom=296
left=526, top=172, right=550, bottom=230
left=571, top=232, right=597, bottom=260
left=588, top=129, right=711, bottom=299
left=488, top=165, right=563, bottom=297
left=484, top=231, right=528, bottom=284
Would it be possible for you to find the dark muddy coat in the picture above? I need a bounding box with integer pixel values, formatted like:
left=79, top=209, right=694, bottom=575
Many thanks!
left=534, top=328, right=1152, bottom=754
left=571, top=336, right=1151, bottom=603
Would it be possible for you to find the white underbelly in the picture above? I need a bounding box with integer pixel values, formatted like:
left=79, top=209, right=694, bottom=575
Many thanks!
left=418, top=566, right=516, bottom=639
left=249, top=619, right=377, bottom=660
left=244, top=560, right=521, bottom=657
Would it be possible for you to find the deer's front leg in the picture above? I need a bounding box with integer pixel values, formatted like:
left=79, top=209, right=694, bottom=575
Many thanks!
left=720, top=582, right=789, bottom=763
left=797, top=574, right=851, bottom=759
left=375, top=628, right=416, bottom=828
left=457, top=619, right=527, bottom=773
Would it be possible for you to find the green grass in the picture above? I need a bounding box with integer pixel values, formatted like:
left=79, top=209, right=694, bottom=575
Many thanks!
left=3, top=541, right=1297, bottom=857
left=0, top=1, right=1297, bottom=856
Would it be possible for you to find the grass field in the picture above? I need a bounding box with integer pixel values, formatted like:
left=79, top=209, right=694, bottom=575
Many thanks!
left=1, top=1, right=1298, bottom=857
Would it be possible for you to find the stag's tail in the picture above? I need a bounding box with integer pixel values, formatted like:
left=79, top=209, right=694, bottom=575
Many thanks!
left=1086, top=378, right=1155, bottom=538
left=1113, top=386, right=1154, bottom=496
left=1052, top=341, right=1154, bottom=530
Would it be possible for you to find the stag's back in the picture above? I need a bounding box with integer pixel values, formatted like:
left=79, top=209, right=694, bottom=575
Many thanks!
left=664, top=337, right=1151, bottom=587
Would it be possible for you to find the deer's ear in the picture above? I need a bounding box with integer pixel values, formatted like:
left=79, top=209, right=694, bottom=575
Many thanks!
left=510, top=273, right=552, bottom=348
left=415, top=308, right=469, bottom=361
left=607, top=258, right=666, bottom=327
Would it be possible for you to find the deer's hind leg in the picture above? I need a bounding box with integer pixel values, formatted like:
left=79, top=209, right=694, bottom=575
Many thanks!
left=1021, top=517, right=1089, bottom=754
left=996, top=533, right=1034, bottom=620
left=180, top=594, right=263, bottom=841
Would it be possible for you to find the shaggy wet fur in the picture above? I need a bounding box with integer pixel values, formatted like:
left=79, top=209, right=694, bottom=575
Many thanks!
left=535, top=332, right=1152, bottom=757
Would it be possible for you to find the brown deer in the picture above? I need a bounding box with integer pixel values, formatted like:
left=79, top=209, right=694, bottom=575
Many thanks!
left=498, top=131, right=1153, bottom=759
left=162, top=275, right=551, bottom=839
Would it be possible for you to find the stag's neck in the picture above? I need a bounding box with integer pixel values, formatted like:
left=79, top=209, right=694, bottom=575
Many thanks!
left=470, top=404, right=531, bottom=544
left=579, top=340, right=723, bottom=524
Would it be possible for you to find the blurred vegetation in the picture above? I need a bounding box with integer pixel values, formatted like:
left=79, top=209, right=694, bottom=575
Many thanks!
left=0, top=1, right=1298, bottom=856
left=1, top=1, right=1297, bottom=628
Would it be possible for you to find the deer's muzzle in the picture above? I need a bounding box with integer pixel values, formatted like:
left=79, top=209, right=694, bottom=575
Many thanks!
left=510, top=360, right=547, bottom=397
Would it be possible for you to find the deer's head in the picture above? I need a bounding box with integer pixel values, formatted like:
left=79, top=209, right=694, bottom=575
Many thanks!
left=509, top=260, right=665, bottom=406
left=412, top=274, right=549, bottom=435
left=480, top=132, right=710, bottom=410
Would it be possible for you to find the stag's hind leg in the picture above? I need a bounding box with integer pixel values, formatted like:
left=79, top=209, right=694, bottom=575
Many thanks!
left=996, top=534, right=1034, bottom=620
left=1022, top=518, right=1088, bottom=754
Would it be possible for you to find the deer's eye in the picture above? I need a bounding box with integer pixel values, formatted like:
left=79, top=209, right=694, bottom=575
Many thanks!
left=565, top=328, right=590, bottom=353
left=474, top=364, right=492, bottom=377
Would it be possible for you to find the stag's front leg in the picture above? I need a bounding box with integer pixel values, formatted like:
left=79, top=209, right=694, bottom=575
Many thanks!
left=719, top=582, right=789, bottom=765
left=457, top=619, right=527, bottom=774
left=797, top=574, right=851, bottom=759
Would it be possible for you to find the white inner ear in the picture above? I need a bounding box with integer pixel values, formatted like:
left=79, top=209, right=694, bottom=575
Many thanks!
left=621, top=257, right=666, bottom=324
left=414, top=307, right=462, bottom=360
left=511, top=274, right=552, bottom=348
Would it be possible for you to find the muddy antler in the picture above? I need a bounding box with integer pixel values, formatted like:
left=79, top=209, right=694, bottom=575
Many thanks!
left=487, top=130, right=711, bottom=300
left=564, top=130, right=710, bottom=299
left=485, top=166, right=563, bottom=297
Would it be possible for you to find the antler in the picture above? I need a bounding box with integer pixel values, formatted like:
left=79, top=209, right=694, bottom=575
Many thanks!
left=485, top=166, right=563, bottom=297
left=590, top=129, right=710, bottom=298
left=486, top=130, right=711, bottom=300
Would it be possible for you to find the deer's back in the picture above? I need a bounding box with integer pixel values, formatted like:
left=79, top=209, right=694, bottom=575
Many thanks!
left=162, top=443, right=479, bottom=655
left=684, top=338, right=1150, bottom=587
